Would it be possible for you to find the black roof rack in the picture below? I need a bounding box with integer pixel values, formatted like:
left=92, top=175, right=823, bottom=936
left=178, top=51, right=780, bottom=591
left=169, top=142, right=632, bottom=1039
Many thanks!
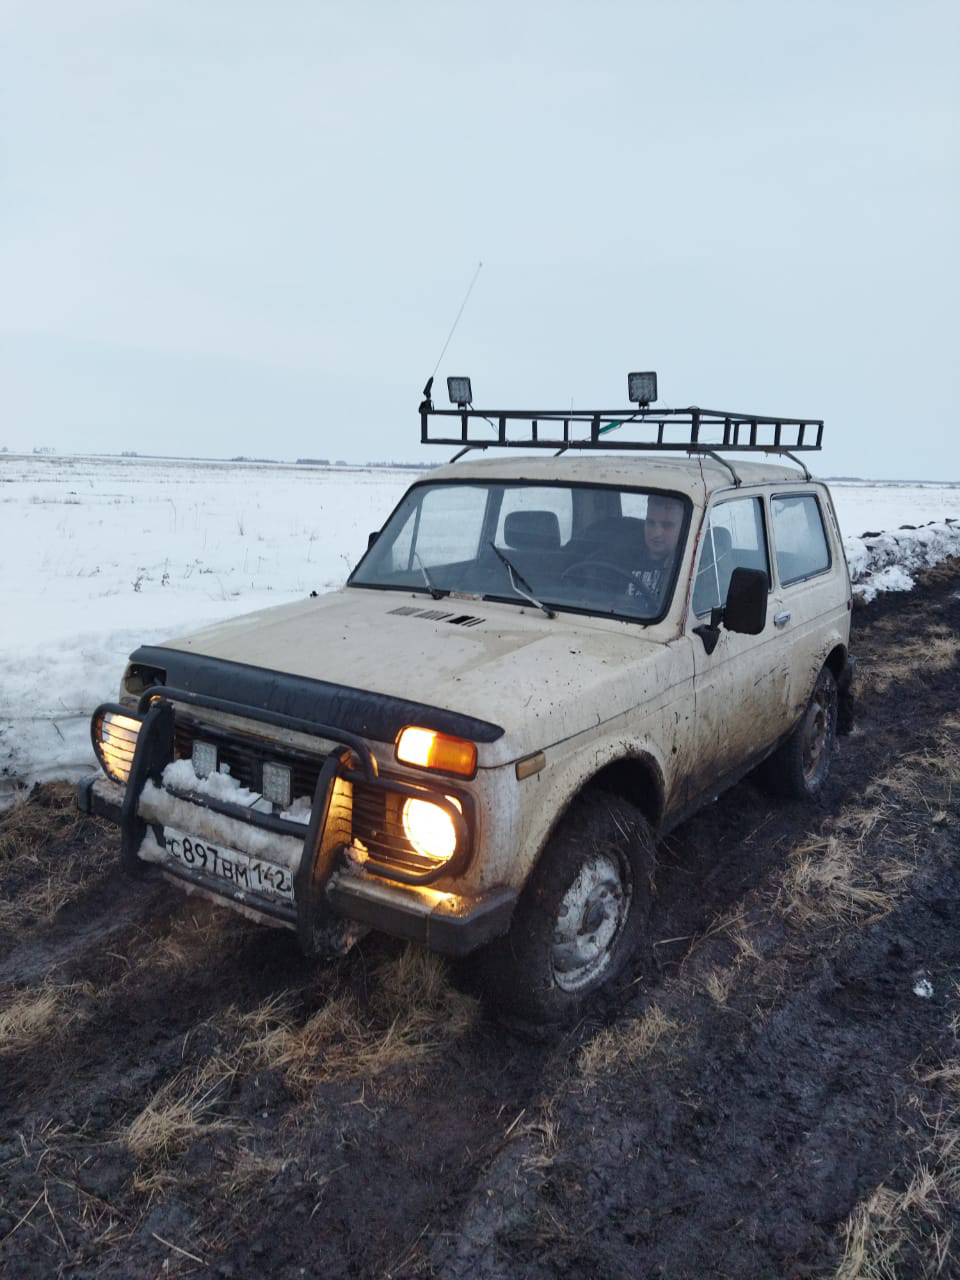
left=420, top=405, right=823, bottom=455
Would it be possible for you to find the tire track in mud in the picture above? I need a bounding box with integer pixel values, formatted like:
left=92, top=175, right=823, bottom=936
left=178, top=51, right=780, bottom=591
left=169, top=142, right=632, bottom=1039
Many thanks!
left=0, top=564, right=958, bottom=1279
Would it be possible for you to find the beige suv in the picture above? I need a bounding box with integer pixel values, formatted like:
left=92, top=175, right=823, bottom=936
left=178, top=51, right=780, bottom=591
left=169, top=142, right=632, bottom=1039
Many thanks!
left=79, top=388, right=854, bottom=1023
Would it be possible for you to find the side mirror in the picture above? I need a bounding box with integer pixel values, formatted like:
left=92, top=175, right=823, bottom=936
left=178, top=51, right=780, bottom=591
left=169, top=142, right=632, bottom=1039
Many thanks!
left=723, top=567, right=768, bottom=635
left=693, top=566, right=768, bottom=654
left=367, top=530, right=380, bottom=550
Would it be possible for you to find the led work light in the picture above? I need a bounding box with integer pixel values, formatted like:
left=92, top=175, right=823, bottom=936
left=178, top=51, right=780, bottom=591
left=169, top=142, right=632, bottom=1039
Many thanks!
left=447, top=376, right=473, bottom=408
left=262, top=761, right=293, bottom=809
left=192, top=741, right=218, bottom=778
left=627, top=371, right=658, bottom=406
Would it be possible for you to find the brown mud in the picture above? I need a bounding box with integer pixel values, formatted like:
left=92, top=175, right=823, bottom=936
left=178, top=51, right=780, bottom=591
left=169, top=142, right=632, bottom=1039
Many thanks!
left=1, top=564, right=958, bottom=1279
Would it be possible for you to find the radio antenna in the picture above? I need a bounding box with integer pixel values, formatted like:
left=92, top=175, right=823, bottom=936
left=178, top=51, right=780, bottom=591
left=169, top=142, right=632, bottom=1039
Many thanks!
left=430, top=260, right=483, bottom=380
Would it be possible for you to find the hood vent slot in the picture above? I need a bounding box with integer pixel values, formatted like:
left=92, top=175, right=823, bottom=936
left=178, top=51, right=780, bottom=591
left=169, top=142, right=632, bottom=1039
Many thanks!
left=387, top=606, right=485, bottom=628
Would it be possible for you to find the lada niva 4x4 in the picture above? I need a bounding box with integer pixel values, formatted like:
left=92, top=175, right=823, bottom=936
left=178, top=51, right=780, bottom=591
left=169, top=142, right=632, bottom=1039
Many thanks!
left=79, top=383, right=854, bottom=1023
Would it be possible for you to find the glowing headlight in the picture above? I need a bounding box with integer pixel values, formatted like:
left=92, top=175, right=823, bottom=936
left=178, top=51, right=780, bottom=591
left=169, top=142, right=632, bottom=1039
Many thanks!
left=401, top=796, right=462, bottom=864
left=93, top=709, right=142, bottom=784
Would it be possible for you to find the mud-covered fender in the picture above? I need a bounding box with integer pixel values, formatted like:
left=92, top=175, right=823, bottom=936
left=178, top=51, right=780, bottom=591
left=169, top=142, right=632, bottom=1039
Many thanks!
left=789, top=633, right=849, bottom=726
left=476, top=733, right=668, bottom=896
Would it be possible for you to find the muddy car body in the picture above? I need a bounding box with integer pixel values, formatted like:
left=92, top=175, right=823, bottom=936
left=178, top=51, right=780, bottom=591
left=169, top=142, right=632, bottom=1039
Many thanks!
left=79, top=397, right=854, bottom=1021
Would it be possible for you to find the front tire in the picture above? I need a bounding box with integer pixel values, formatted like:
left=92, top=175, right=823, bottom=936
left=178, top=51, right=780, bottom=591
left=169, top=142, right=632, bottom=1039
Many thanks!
left=759, top=666, right=838, bottom=799
left=475, top=792, right=655, bottom=1026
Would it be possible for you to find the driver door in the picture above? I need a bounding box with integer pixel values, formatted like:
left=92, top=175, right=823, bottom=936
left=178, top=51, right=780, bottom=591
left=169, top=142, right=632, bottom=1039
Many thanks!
left=686, top=494, right=790, bottom=800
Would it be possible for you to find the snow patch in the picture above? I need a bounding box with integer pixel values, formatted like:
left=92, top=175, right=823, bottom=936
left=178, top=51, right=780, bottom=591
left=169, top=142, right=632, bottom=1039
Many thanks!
left=161, top=758, right=272, bottom=813
left=844, top=520, right=960, bottom=602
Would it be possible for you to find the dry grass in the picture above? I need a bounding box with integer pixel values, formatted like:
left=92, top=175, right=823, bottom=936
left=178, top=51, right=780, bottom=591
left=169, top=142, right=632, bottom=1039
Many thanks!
left=835, top=1057, right=960, bottom=1278
left=0, top=782, right=113, bottom=930
left=516, top=1110, right=560, bottom=1172
left=777, top=835, right=910, bottom=927
left=578, top=1004, right=679, bottom=1080
left=867, top=741, right=960, bottom=809
left=0, top=872, right=86, bottom=932
left=120, top=905, right=235, bottom=980
left=862, top=629, right=960, bottom=695
left=238, top=945, right=478, bottom=1089
left=220, top=1149, right=290, bottom=1195
left=124, top=1055, right=239, bottom=1162
left=0, top=781, right=88, bottom=859
left=730, top=928, right=761, bottom=963
left=702, top=967, right=735, bottom=1007
left=949, top=985, right=960, bottom=1039
left=0, top=983, right=85, bottom=1051
left=836, top=1167, right=955, bottom=1279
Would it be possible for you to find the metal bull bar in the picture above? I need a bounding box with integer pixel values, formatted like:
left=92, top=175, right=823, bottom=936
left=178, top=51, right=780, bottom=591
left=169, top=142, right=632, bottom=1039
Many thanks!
left=114, top=685, right=469, bottom=956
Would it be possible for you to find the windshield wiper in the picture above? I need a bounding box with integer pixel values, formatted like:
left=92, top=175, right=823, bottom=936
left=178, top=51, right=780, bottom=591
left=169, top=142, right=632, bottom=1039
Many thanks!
left=488, top=543, right=556, bottom=619
left=413, top=552, right=447, bottom=600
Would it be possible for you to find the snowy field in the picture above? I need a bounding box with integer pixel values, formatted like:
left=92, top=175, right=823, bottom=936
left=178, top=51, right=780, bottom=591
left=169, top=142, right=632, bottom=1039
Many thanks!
left=2, top=452, right=958, bottom=800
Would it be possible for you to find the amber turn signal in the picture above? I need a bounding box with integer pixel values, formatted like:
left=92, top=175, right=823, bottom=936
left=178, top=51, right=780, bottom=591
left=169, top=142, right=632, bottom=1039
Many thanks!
left=395, top=727, right=477, bottom=777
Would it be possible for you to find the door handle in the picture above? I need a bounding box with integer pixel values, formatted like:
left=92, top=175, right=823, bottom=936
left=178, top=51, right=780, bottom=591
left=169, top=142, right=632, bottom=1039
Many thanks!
left=774, top=610, right=792, bottom=628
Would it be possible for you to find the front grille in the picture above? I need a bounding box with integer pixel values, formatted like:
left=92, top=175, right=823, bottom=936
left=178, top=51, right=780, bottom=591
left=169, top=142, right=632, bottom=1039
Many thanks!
left=170, top=714, right=463, bottom=881
left=173, top=722, right=322, bottom=799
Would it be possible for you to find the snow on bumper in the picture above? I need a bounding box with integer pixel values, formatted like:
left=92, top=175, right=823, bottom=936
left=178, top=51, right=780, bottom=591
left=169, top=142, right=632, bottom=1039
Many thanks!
left=76, top=772, right=516, bottom=955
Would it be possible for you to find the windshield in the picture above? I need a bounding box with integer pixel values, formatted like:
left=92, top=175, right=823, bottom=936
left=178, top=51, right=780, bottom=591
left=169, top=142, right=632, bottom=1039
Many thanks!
left=349, top=480, right=691, bottom=622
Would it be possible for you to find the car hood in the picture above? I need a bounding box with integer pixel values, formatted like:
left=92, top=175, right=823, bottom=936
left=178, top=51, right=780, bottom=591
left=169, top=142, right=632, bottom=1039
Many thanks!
left=149, top=588, right=674, bottom=764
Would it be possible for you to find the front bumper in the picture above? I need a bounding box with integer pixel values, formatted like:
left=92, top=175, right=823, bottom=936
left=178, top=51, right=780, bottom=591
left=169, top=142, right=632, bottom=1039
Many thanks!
left=78, top=686, right=516, bottom=957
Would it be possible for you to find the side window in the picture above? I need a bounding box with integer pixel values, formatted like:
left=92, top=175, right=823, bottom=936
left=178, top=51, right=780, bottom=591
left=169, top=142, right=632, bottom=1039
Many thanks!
left=772, top=494, right=830, bottom=585
left=693, top=497, right=769, bottom=616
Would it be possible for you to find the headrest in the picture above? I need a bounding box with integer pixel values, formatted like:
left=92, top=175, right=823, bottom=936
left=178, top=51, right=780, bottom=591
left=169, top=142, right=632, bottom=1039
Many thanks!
left=581, top=516, right=646, bottom=549
left=706, top=526, right=732, bottom=556
left=503, top=509, right=561, bottom=550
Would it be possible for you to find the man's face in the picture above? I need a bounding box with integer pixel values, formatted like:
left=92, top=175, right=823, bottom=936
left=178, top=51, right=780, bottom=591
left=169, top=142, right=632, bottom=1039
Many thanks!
left=644, top=497, right=684, bottom=561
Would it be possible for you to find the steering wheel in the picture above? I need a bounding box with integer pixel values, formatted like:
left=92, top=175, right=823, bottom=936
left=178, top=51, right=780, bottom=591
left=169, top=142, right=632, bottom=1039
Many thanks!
left=561, top=559, right=636, bottom=591
left=561, top=560, right=660, bottom=612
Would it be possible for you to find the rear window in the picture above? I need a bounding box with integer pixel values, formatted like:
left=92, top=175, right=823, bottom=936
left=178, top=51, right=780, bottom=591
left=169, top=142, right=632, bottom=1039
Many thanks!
left=771, top=494, right=831, bottom=585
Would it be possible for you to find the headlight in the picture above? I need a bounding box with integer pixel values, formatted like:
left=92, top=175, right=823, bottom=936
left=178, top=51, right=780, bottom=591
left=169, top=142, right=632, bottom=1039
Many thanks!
left=401, top=796, right=462, bottom=864
left=92, top=707, right=143, bottom=784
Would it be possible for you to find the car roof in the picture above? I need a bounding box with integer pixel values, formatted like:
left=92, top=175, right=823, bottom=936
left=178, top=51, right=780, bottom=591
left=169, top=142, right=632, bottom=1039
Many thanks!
left=423, top=452, right=817, bottom=502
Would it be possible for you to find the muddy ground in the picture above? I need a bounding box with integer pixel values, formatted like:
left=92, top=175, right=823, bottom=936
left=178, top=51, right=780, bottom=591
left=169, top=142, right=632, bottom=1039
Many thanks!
left=1, top=564, right=958, bottom=1279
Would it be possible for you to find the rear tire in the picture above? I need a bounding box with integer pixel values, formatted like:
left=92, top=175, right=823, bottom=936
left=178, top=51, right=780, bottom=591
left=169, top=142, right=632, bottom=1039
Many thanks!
left=474, top=792, right=655, bottom=1027
left=759, top=666, right=838, bottom=799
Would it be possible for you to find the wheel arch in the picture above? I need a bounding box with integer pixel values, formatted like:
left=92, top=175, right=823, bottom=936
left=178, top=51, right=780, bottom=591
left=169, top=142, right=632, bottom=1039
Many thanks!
left=823, top=642, right=848, bottom=684
left=580, top=754, right=665, bottom=829
left=521, top=748, right=665, bottom=889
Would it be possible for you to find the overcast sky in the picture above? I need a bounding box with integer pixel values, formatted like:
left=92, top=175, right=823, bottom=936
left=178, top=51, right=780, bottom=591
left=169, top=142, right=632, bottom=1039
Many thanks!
left=2, top=1, right=957, bottom=479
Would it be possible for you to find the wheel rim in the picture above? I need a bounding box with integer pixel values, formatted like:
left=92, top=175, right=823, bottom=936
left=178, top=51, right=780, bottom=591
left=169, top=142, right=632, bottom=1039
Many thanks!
left=802, top=683, right=835, bottom=781
left=550, top=853, right=632, bottom=993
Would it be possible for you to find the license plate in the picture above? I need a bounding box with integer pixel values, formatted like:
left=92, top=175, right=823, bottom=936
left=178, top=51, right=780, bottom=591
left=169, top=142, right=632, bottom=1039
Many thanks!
left=160, top=826, right=295, bottom=903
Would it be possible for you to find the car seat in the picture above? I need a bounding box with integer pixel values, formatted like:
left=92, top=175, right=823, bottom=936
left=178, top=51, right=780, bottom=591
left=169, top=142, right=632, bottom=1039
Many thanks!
left=502, top=510, right=562, bottom=551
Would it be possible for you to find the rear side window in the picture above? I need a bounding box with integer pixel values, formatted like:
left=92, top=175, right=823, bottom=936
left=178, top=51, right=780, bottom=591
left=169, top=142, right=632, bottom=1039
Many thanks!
left=772, top=494, right=830, bottom=585
left=692, top=496, right=769, bottom=616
